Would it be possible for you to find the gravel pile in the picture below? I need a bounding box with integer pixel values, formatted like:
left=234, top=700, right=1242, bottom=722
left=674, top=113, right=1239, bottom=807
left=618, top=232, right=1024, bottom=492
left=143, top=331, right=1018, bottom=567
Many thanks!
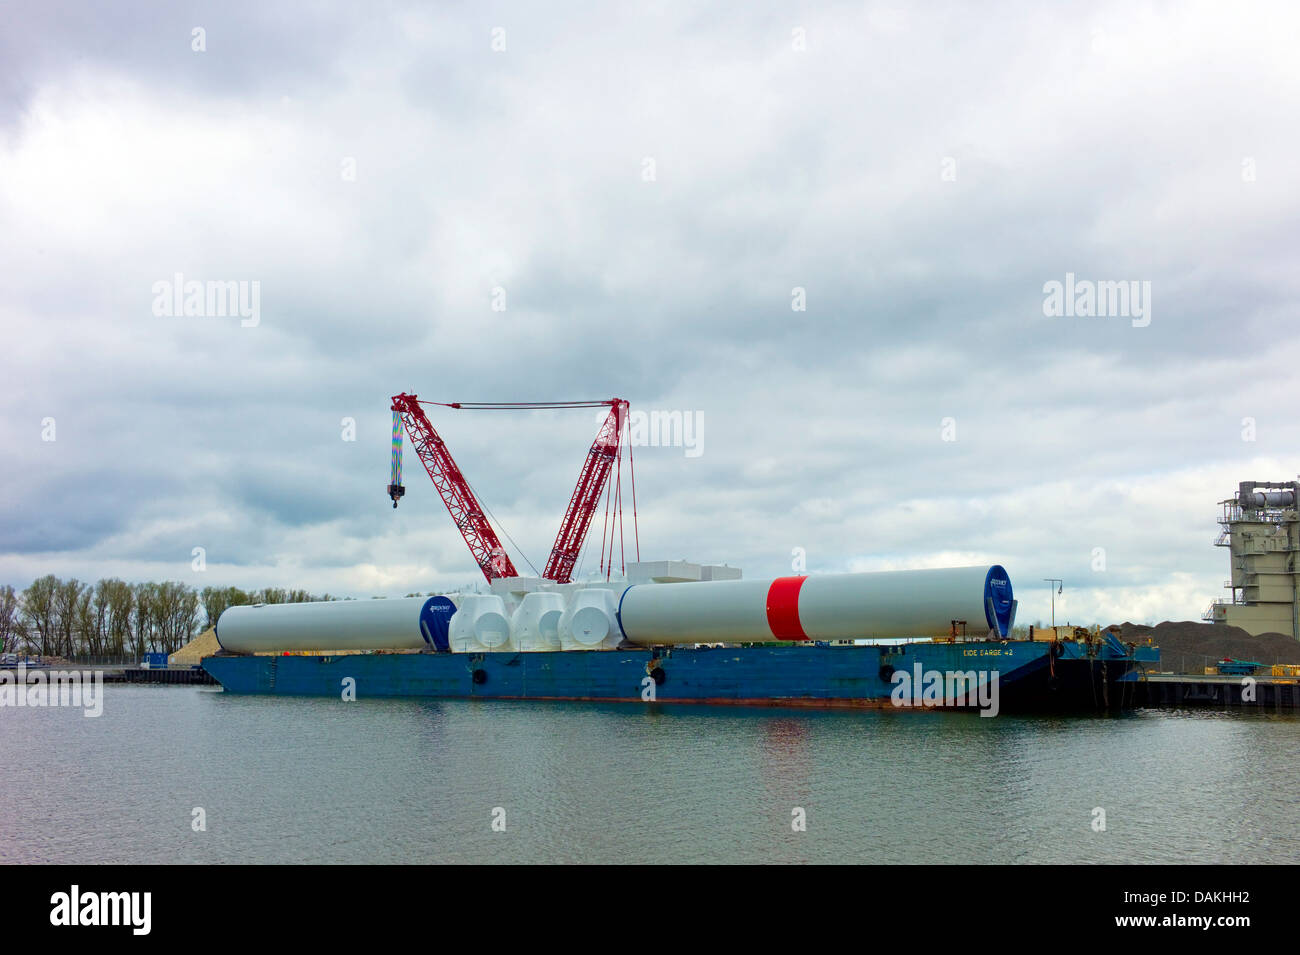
left=1109, top=620, right=1299, bottom=673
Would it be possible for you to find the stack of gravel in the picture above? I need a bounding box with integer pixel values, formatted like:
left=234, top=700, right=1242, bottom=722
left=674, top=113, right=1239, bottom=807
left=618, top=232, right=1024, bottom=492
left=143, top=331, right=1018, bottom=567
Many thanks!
left=1109, top=620, right=1299, bottom=673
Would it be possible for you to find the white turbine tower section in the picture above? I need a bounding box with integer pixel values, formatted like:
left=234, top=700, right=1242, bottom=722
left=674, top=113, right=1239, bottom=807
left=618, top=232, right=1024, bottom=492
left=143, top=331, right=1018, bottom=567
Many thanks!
left=616, top=566, right=1015, bottom=646
left=800, top=567, right=1012, bottom=640
left=216, top=597, right=435, bottom=653
left=213, top=566, right=1016, bottom=654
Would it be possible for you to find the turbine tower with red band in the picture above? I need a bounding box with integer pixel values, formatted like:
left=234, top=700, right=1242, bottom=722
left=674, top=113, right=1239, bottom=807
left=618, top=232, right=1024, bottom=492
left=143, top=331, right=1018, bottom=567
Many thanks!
left=615, top=566, right=1016, bottom=645
left=764, top=576, right=808, bottom=640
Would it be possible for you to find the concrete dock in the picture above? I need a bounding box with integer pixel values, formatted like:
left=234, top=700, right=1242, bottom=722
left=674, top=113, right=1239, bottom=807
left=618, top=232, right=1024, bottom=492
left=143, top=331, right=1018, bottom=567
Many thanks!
left=1, top=665, right=217, bottom=686
left=1137, top=672, right=1300, bottom=708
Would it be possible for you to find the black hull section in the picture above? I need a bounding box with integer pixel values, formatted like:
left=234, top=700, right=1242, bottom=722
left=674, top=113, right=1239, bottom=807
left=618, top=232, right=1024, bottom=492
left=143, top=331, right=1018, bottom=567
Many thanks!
left=994, top=657, right=1150, bottom=712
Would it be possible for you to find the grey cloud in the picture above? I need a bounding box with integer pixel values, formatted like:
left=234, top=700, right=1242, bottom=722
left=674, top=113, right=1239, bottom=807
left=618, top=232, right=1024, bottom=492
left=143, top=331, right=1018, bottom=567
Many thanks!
left=1, top=1, right=1296, bottom=625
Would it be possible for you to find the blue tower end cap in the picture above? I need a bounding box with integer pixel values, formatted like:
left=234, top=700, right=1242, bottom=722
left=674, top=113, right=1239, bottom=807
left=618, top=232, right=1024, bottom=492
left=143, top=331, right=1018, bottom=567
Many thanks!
left=983, top=565, right=1015, bottom=637
left=419, top=596, right=456, bottom=652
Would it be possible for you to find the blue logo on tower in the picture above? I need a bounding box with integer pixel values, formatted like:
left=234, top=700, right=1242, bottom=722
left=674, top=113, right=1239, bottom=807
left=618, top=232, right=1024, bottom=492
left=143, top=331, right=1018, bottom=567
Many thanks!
left=420, top=596, right=456, bottom=652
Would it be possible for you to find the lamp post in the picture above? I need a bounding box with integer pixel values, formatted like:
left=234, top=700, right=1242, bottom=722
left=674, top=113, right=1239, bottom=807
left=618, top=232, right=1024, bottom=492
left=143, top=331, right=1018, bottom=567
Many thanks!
left=1042, top=579, right=1063, bottom=628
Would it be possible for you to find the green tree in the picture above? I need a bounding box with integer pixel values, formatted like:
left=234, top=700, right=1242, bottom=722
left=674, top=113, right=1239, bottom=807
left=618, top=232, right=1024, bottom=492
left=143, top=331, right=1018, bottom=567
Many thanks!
left=7, top=578, right=335, bottom=655
left=0, top=585, right=21, bottom=653
left=21, top=575, right=59, bottom=656
left=154, top=581, right=201, bottom=652
left=73, top=587, right=94, bottom=656
left=89, top=579, right=114, bottom=655
left=130, top=582, right=156, bottom=656
left=52, top=578, right=86, bottom=657
left=105, top=579, right=133, bottom=655
left=201, top=585, right=249, bottom=629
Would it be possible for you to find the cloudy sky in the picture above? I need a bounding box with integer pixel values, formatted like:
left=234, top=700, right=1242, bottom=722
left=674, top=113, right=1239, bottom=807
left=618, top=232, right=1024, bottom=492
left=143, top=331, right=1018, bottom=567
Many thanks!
left=2, top=1, right=1297, bottom=626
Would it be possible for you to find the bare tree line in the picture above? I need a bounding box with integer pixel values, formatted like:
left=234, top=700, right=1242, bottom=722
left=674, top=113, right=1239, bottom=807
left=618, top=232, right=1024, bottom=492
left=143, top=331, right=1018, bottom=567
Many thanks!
left=0, top=578, right=332, bottom=659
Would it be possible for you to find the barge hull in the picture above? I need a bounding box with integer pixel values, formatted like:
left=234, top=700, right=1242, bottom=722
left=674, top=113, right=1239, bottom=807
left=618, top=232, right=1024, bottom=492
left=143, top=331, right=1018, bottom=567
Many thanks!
left=203, top=640, right=1155, bottom=712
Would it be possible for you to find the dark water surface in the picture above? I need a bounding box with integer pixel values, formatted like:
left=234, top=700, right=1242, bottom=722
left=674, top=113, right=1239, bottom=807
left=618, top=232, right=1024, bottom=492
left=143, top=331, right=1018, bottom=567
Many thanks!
left=2, top=685, right=1296, bottom=864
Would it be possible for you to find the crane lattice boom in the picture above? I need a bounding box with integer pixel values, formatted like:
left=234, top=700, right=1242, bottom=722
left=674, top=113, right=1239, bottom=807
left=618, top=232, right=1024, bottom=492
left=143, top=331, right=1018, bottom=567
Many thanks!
left=389, top=393, right=517, bottom=581
left=388, top=394, right=637, bottom=585
left=544, top=400, right=628, bottom=583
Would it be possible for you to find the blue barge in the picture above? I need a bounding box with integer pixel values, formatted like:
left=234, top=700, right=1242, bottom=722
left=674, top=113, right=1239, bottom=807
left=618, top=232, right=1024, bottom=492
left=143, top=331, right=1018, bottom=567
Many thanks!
left=203, top=633, right=1157, bottom=712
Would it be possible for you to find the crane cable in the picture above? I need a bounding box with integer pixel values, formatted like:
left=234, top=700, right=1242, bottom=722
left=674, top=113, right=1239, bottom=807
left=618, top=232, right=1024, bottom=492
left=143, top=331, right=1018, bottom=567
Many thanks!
left=461, top=475, right=541, bottom=578
left=420, top=400, right=616, bottom=410
left=419, top=397, right=637, bottom=580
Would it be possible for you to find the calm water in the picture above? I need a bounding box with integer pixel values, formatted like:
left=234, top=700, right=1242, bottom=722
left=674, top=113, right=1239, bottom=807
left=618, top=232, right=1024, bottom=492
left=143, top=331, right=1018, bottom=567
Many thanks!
left=1, top=685, right=1297, bottom=864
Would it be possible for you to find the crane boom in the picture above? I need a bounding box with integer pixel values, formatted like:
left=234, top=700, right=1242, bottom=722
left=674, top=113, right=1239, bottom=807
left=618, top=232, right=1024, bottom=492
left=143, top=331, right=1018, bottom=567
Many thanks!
left=544, top=400, right=628, bottom=583
left=389, top=393, right=517, bottom=582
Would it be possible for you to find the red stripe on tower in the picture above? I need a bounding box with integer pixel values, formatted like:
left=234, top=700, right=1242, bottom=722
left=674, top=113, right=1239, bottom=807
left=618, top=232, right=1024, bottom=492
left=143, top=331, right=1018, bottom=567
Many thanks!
left=765, top=576, right=808, bottom=641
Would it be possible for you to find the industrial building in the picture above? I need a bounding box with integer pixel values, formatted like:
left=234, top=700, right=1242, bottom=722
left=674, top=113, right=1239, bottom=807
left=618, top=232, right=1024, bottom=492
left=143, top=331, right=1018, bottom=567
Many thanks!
left=1205, top=479, right=1300, bottom=640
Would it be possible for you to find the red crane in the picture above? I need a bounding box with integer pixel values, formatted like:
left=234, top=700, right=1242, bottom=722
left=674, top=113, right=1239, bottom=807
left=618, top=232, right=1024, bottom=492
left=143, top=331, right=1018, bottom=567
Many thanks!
left=388, top=395, right=638, bottom=584
left=389, top=393, right=517, bottom=581
left=545, top=399, right=629, bottom=583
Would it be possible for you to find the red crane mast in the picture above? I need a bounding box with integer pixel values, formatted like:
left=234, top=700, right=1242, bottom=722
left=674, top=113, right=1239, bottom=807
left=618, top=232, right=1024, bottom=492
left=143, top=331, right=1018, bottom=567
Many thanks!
left=544, top=399, right=629, bottom=583
left=388, top=395, right=637, bottom=585
left=389, top=393, right=517, bottom=581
